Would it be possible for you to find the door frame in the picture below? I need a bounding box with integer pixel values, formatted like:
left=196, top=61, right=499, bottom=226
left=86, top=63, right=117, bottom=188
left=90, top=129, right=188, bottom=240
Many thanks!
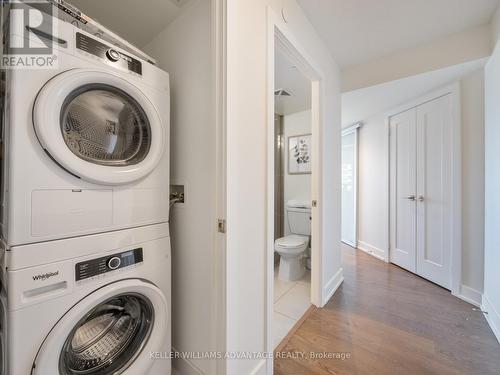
left=388, top=82, right=462, bottom=296
left=341, top=123, right=361, bottom=248
left=265, top=6, right=325, bottom=373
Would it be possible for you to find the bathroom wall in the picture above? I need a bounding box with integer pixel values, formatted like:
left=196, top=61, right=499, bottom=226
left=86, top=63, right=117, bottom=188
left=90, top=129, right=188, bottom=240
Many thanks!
left=143, top=1, right=218, bottom=374
left=283, top=110, right=312, bottom=235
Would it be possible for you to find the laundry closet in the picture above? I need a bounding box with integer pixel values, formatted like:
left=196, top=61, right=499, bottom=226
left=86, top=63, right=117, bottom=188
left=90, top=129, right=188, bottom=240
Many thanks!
left=0, top=1, right=219, bottom=374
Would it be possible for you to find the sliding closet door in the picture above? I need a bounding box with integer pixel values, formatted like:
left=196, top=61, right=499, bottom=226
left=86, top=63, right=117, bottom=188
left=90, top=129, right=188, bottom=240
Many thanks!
left=341, top=129, right=358, bottom=247
left=415, top=94, right=453, bottom=289
left=389, top=108, right=417, bottom=273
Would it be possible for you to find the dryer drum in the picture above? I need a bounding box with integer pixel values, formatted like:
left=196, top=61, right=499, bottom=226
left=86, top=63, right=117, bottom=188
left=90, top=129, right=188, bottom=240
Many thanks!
left=60, top=83, right=152, bottom=167
left=59, top=293, right=154, bottom=375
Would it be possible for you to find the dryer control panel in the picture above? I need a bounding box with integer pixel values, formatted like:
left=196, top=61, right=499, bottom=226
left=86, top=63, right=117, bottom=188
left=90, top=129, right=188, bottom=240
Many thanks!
left=75, top=248, right=143, bottom=281
left=76, top=32, right=143, bottom=75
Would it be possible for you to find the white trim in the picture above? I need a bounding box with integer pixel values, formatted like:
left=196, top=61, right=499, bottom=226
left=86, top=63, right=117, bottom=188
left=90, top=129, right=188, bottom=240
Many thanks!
left=456, top=285, right=482, bottom=307
left=323, top=267, right=344, bottom=304
left=388, top=82, right=462, bottom=294
left=266, top=7, right=326, bottom=374
left=249, top=360, right=267, bottom=375
left=482, top=295, right=500, bottom=344
left=341, top=122, right=362, bottom=136
left=212, top=0, right=227, bottom=374
left=172, top=347, right=205, bottom=375
left=357, top=241, right=386, bottom=262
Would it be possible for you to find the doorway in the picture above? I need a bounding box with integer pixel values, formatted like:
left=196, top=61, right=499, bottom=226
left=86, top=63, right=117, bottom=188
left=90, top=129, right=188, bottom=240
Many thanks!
left=273, top=48, right=313, bottom=346
left=266, top=11, right=326, bottom=372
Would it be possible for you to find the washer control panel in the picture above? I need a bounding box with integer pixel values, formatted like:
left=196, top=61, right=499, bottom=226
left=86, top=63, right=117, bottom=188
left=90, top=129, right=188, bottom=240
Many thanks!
left=75, top=248, right=143, bottom=281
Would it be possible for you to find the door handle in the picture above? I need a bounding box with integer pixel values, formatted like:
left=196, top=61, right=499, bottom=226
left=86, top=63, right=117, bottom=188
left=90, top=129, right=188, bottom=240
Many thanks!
left=405, top=195, right=416, bottom=201
left=418, top=195, right=424, bottom=202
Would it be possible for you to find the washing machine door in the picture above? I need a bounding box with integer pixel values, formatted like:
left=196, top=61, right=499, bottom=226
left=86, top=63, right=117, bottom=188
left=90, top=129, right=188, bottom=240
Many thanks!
left=32, top=279, right=169, bottom=375
left=33, top=69, right=166, bottom=185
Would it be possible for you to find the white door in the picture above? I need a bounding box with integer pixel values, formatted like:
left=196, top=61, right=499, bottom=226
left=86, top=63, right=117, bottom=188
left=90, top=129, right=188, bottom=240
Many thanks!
left=341, top=128, right=358, bottom=247
left=390, top=94, right=453, bottom=289
left=390, top=108, right=417, bottom=273
left=415, top=95, right=453, bottom=289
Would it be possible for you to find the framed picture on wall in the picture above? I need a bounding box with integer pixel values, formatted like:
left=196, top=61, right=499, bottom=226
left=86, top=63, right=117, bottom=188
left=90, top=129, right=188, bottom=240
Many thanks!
left=288, top=134, right=312, bottom=174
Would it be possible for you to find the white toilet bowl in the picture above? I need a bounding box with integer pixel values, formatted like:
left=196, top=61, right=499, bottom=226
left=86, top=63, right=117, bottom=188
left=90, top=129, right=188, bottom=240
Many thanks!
left=275, top=234, right=309, bottom=281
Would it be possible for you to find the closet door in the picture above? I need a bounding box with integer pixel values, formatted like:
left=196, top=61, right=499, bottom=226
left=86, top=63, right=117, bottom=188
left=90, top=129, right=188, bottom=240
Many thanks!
left=341, top=129, right=358, bottom=247
left=390, top=108, right=417, bottom=272
left=415, top=94, right=453, bottom=289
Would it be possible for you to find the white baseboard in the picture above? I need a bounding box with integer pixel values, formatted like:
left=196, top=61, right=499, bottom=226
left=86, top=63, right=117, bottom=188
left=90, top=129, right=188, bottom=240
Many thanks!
left=249, top=359, right=267, bottom=375
left=172, top=347, right=204, bottom=375
left=322, top=267, right=344, bottom=306
left=357, top=241, right=386, bottom=261
left=456, top=285, right=482, bottom=307
left=482, top=295, right=500, bottom=344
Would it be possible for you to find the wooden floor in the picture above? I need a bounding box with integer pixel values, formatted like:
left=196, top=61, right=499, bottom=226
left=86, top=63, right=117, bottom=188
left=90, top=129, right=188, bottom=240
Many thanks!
left=274, top=244, right=500, bottom=375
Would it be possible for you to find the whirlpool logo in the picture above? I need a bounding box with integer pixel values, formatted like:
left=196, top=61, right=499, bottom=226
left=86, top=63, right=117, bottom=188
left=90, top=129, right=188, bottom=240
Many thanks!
left=32, top=271, right=59, bottom=281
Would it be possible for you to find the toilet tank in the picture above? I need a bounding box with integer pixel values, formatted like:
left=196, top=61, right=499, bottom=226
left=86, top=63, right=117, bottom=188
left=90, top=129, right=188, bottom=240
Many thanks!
left=286, top=200, right=311, bottom=235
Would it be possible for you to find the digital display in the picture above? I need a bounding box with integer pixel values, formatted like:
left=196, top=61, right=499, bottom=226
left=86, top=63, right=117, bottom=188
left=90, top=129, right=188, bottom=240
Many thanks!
left=75, top=248, right=143, bottom=281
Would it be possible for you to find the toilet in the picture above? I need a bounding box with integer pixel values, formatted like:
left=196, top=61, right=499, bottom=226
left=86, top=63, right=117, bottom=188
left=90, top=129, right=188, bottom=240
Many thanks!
left=275, top=200, right=311, bottom=281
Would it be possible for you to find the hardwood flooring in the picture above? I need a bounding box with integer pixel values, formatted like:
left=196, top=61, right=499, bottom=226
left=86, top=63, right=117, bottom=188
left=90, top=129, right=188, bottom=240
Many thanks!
left=274, top=244, right=500, bottom=375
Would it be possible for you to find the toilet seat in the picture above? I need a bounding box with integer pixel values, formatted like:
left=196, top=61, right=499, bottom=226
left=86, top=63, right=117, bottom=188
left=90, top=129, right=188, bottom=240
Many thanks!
left=275, top=235, right=308, bottom=253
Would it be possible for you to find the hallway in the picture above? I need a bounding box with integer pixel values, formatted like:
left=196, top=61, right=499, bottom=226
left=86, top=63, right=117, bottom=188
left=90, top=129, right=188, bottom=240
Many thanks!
left=274, top=245, right=500, bottom=375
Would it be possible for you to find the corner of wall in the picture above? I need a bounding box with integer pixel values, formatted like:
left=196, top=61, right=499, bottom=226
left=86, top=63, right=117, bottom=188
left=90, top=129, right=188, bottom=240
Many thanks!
left=491, top=5, right=500, bottom=48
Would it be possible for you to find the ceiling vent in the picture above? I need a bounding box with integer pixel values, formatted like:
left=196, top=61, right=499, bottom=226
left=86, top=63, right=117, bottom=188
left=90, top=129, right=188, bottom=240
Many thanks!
left=274, top=89, right=292, bottom=98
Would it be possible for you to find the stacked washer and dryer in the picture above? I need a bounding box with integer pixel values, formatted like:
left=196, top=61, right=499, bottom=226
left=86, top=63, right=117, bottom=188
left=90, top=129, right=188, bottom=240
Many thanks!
left=0, top=3, right=172, bottom=375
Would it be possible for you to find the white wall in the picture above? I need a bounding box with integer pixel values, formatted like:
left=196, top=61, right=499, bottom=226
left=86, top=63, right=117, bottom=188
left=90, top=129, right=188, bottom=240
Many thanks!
left=342, top=25, right=492, bottom=92
left=283, top=110, right=311, bottom=235
left=461, top=69, right=485, bottom=292
left=226, top=0, right=342, bottom=373
left=356, top=70, right=486, bottom=294
left=483, top=4, right=500, bottom=342
left=143, top=1, right=218, bottom=374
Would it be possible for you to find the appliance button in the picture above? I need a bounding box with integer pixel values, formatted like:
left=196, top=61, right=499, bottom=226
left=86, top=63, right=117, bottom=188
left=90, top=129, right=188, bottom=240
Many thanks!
left=108, top=256, right=121, bottom=270
left=106, top=49, right=120, bottom=62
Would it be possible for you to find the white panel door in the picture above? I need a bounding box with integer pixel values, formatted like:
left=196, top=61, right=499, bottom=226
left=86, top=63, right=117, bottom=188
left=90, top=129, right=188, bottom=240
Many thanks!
left=390, top=108, right=417, bottom=272
left=341, top=130, right=357, bottom=247
left=415, top=95, right=452, bottom=289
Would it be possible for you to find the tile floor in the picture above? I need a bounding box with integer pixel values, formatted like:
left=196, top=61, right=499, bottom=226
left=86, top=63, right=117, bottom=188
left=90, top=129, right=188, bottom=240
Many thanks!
left=273, top=267, right=311, bottom=348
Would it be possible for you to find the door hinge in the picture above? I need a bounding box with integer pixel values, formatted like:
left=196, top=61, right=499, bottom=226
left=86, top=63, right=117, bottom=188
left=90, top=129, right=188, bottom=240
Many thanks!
left=218, top=219, right=226, bottom=234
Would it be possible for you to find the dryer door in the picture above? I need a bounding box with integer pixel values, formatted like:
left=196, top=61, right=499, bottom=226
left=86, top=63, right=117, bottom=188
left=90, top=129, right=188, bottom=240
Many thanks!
left=32, top=279, right=169, bottom=375
left=34, top=69, right=166, bottom=185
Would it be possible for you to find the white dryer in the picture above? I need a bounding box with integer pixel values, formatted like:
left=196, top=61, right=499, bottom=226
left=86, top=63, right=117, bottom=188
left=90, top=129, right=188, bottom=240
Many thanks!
left=1, top=8, right=170, bottom=246
left=1, top=223, right=171, bottom=375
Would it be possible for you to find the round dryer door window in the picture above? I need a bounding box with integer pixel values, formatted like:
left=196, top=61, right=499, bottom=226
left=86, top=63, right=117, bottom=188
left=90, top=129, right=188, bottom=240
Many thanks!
left=34, top=69, right=166, bottom=185
left=61, top=84, right=151, bottom=167
left=32, top=279, right=169, bottom=375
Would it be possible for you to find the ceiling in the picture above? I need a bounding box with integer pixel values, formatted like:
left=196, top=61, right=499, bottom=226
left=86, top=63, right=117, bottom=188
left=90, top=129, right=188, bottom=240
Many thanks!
left=68, top=0, right=191, bottom=47
left=275, top=48, right=311, bottom=115
left=342, top=58, right=487, bottom=127
left=297, top=0, right=500, bottom=68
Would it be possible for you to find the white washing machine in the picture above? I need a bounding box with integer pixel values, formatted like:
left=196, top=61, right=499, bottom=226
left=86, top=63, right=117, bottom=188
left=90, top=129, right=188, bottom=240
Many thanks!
left=1, top=222, right=171, bottom=374
left=1, top=7, right=170, bottom=246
